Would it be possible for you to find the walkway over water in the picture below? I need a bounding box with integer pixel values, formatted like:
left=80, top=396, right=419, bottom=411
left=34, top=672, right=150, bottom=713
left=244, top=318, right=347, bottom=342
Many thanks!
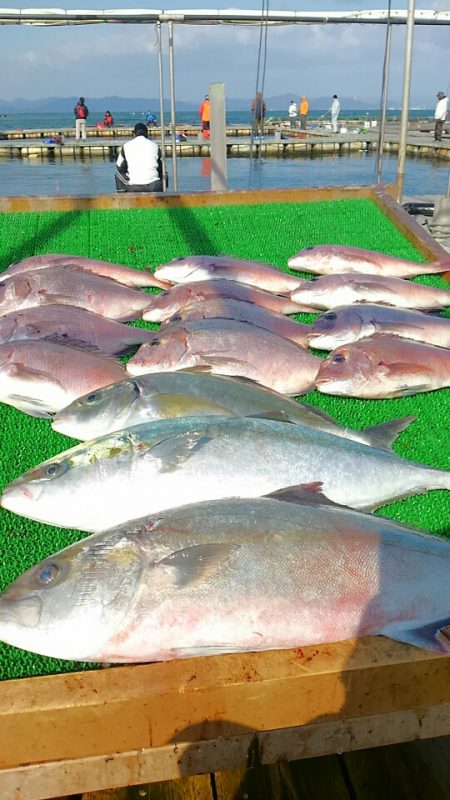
left=0, top=122, right=449, bottom=161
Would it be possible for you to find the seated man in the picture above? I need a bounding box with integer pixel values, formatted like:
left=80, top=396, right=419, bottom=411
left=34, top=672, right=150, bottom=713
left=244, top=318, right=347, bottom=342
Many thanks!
left=115, top=123, right=163, bottom=193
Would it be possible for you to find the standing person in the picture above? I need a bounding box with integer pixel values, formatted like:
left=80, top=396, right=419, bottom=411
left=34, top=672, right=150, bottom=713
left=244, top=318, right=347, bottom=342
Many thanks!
left=251, top=91, right=266, bottom=137
left=288, top=100, right=298, bottom=129
left=299, top=96, right=309, bottom=130
left=199, top=95, right=211, bottom=138
left=434, top=91, right=448, bottom=142
left=115, top=122, right=163, bottom=193
left=74, top=96, right=89, bottom=142
left=103, top=111, right=114, bottom=127
left=329, top=94, right=340, bottom=133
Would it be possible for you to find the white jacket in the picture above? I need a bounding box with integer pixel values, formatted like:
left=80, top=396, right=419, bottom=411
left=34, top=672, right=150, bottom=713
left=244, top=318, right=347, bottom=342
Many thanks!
left=330, top=98, right=340, bottom=117
left=288, top=102, right=298, bottom=117
left=116, top=135, right=161, bottom=185
left=435, top=97, right=448, bottom=121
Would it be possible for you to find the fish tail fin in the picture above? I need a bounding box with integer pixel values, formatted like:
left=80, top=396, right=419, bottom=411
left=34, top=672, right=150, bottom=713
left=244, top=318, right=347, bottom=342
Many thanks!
left=363, top=415, right=416, bottom=451
left=381, top=617, right=450, bottom=654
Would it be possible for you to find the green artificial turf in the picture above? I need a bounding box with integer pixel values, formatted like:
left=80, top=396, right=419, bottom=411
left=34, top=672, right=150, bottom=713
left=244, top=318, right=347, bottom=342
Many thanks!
left=0, top=198, right=448, bottom=681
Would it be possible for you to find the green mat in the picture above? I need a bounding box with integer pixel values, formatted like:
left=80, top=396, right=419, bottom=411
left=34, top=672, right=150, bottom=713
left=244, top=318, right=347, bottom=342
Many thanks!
left=0, top=198, right=448, bottom=681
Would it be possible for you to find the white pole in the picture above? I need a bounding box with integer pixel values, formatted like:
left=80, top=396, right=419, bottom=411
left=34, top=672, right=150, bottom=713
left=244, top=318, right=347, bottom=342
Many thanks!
left=156, top=22, right=167, bottom=191
left=210, top=83, right=227, bottom=191
left=167, top=20, right=178, bottom=191
left=396, top=0, right=415, bottom=202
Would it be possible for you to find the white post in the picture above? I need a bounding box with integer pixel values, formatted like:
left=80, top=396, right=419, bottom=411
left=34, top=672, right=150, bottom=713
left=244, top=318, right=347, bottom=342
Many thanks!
left=210, top=83, right=227, bottom=191
left=396, top=0, right=415, bottom=202
left=167, top=20, right=178, bottom=191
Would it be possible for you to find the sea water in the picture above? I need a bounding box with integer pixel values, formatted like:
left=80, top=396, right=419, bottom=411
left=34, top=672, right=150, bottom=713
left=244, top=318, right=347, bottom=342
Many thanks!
left=0, top=109, right=446, bottom=198
left=0, top=152, right=447, bottom=198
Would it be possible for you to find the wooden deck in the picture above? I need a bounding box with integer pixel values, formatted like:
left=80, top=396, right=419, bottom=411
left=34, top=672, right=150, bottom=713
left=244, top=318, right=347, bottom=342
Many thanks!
left=73, top=734, right=450, bottom=799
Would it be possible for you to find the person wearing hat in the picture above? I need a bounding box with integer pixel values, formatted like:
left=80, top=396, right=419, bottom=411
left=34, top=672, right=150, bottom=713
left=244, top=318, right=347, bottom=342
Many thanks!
left=199, top=94, right=211, bottom=138
left=115, top=123, right=164, bottom=193
left=434, top=91, right=448, bottom=142
left=74, top=96, right=89, bottom=142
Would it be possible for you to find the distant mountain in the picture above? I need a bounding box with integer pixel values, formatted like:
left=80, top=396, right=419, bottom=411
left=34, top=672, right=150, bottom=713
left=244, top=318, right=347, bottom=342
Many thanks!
left=0, top=94, right=428, bottom=113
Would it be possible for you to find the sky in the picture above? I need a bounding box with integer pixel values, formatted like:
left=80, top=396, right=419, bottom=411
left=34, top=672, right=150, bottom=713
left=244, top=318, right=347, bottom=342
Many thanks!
left=0, top=0, right=449, bottom=104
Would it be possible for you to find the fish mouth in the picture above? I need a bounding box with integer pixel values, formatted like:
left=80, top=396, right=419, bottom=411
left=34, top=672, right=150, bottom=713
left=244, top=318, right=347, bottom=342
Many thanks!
left=1, top=480, right=44, bottom=508
left=0, top=595, right=42, bottom=629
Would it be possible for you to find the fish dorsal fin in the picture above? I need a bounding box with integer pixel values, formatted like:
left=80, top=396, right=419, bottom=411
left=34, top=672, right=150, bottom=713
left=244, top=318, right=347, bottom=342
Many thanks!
left=299, top=402, right=338, bottom=424
left=363, top=415, right=416, bottom=451
left=149, top=432, right=212, bottom=473
left=156, top=543, right=240, bottom=588
left=264, top=482, right=340, bottom=506
left=247, top=410, right=296, bottom=424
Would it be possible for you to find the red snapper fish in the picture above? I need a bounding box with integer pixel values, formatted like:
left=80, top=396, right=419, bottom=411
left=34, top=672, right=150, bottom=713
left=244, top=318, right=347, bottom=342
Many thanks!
left=2, top=254, right=170, bottom=289
left=0, top=339, right=127, bottom=416
left=315, top=334, right=450, bottom=398
left=143, top=279, right=310, bottom=322
left=0, top=304, right=157, bottom=355
left=154, top=255, right=304, bottom=295
left=290, top=273, right=450, bottom=311
left=288, top=244, right=450, bottom=278
left=127, top=318, right=321, bottom=396
left=0, top=268, right=153, bottom=321
left=160, top=298, right=311, bottom=348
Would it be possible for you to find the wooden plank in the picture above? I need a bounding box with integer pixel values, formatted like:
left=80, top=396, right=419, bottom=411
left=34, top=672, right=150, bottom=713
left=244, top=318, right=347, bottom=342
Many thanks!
left=82, top=773, right=213, bottom=800
left=2, top=702, right=450, bottom=799
left=342, top=735, right=450, bottom=800
left=0, top=185, right=377, bottom=213
left=2, top=639, right=450, bottom=770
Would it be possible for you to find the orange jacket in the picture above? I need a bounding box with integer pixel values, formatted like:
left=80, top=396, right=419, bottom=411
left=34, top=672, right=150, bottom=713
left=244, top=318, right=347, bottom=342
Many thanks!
left=199, top=100, right=210, bottom=122
left=300, top=98, right=309, bottom=116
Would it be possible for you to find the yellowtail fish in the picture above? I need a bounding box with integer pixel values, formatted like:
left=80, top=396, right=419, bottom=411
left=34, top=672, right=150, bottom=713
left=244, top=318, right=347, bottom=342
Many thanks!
left=2, top=416, right=449, bottom=531
left=0, top=491, right=449, bottom=661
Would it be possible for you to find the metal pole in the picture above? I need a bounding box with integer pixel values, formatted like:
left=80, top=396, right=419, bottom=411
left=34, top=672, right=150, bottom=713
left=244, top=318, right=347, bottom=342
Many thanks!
left=210, top=83, right=227, bottom=191
left=156, top=22, right=167, bottom=191
left=375, top=2, right=392, bottom=184
left=167, top=19, right=178, bottom=191
left=396, top=0, right=415, bottom=202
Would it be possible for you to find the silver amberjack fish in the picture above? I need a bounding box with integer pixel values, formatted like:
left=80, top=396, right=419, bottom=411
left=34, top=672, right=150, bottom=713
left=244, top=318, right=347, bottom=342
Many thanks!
left=2, top=416, right=450, bottom=531
left=0, top=492, right=449, bottom=662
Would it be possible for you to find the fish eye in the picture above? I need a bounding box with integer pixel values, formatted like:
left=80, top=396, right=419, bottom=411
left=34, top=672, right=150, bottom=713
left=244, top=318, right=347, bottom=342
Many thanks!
left=46, top=464, right=58, bottom=476
left=324, top=312, right=337, bottom=321
left=332, top=353, right=346, bottom=363
left=303, top=246, right=314, bottom=252
left=150, top=338, right=160, bottom=346
left=159, top=290, right=169, bottom=297
left=38, top=563, right=60, bottom=585
left=310, top=277, right=319, bottom=283
left=86, top=393, right=98, bottom=404
left=171, top=314, right=182, bottom=322
left=0, top=282, right=5, bottom=288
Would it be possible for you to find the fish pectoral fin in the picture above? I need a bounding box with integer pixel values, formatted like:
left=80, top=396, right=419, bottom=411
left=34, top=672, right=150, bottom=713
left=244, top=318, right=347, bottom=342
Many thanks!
left=202, top=355, right=248, bottom=369
left=381, top=617, right=450, bottom=654
left=152, top=393, right=233, bottom=417
left=7, top=362, right=64, bottom=388
left=7, top=394, right=55, bottom=417
left=156, top=543, right=240, bottom=588
left=264, top=482, right=341, bottom=507
left=150, top=432, right=213, bottom=472
left=363, top=415, right=416, bottom=451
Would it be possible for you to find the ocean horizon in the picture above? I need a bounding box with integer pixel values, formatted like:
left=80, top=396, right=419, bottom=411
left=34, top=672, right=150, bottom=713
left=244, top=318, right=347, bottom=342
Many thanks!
left=0, top=109, right=436, bottom=133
